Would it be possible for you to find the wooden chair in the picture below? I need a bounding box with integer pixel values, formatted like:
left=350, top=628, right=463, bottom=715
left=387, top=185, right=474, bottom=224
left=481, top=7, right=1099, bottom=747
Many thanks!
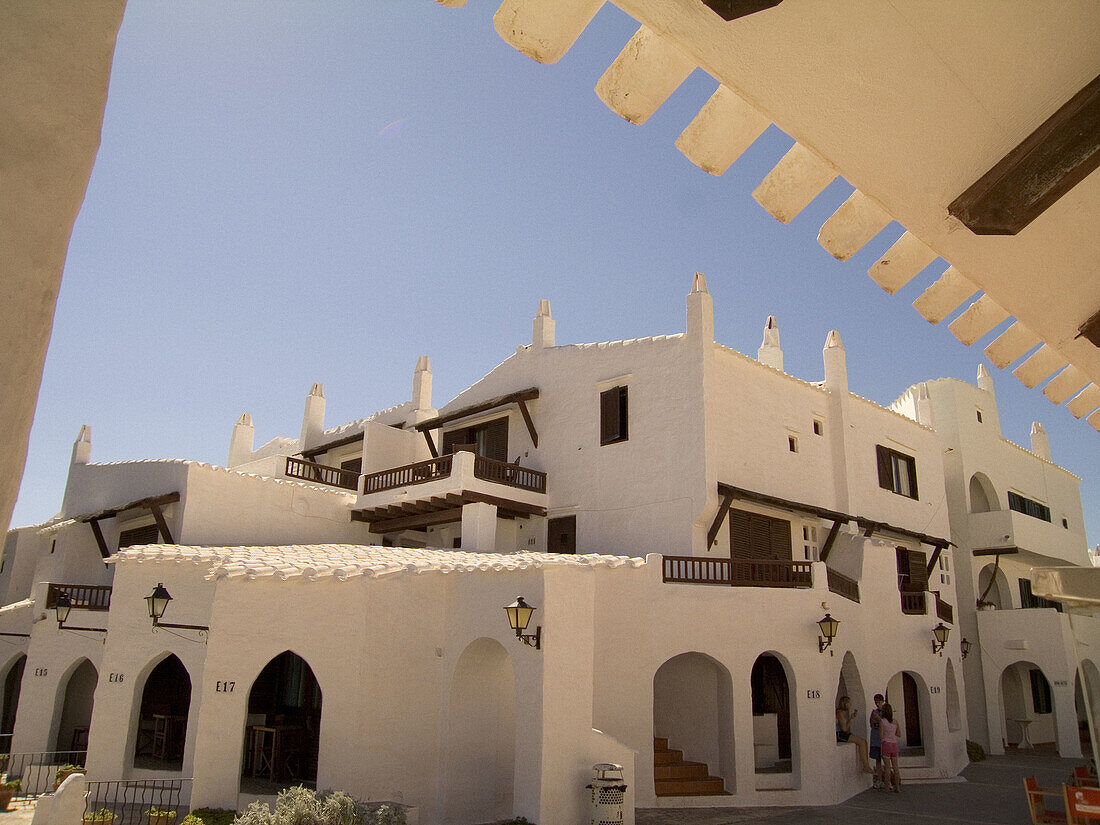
left=1024, top=777, right=1065, bottom=824
left=1075, top=766, right=1099, bottom=788
left=1065, top=783, right=1100, bottom=823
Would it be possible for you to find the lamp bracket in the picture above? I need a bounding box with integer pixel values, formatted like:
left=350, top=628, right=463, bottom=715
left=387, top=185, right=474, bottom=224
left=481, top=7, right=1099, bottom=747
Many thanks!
left=153, top=618, right=209, bottom=641
left=518, top=625, right=541, bottom=650
left=818, top=636, right=832, bottom=654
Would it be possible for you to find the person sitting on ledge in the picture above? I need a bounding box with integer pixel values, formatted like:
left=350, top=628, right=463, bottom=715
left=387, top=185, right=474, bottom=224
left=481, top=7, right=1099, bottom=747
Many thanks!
left=836, top=696, right=874, bottom=774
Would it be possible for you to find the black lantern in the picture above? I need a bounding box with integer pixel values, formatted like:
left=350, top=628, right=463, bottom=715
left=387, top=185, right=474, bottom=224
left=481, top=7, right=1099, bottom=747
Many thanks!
left=145, top=583, right=209, bottom=638
left=960, top=637, right=972, bottom=660
left=932, top=622, right=951, bottom=655
left=54, top=590, right=106, bottom=634
left=817, top=613, right=839, bottom=653
left=504, top=596, right=541, bottom=649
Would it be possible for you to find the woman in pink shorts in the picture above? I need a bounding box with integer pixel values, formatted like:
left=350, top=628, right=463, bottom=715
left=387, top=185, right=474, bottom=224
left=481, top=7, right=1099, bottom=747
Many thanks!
left=879, top=703, right=902, bottom=792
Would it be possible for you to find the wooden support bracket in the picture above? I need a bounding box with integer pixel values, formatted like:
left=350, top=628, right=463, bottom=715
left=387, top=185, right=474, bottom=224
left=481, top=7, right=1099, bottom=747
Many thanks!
left=819, top=520, right=843, bottom=563
left=517, top=400, right=538, bottom=449
left=147, top=502, right=175, bottom=544
left=706, top=490, right=736, bottom=549
left=88, top=518, right=110, bottom=559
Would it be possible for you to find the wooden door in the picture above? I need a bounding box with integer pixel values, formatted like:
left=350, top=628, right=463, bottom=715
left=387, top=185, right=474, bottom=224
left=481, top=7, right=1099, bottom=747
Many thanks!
left=903, top=672, right=922, bottom=746
left=547, top=516, right=576, bottom=554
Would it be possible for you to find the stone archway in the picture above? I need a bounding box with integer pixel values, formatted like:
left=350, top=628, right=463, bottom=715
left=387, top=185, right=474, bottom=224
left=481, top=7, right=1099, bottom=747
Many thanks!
left=886, top=671, right=932, bottom=758
left=1000, top=661, right=1058, bottom=753
left=653, top=652, right=734, bottom=794
left=133, top=654, right=191, bottom=770
left=0, top=654, right=26, bottom=752
left=978, top=563, right=1012, bottom=610
left=52, top=658, right=98, bottom=757
left=945, top=659, right=962, bottom=733
left=834, top=652, right=868, bottom=738
left=751, top=653, right=796, bottom=777
left=969, top=473, right=999, bottom=513
left=442, top=638, right=515, bottom=825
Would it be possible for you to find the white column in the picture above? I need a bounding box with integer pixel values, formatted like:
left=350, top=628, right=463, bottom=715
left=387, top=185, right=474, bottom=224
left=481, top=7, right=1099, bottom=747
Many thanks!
left=460, top=502, right=497, bottom=553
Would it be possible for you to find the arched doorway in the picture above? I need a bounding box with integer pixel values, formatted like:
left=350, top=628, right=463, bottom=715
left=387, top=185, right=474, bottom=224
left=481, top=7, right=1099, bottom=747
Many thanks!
left=978, top=563, right=1012, bottom=610
left=751, top=654, right=793, bottom=775
left=1000, top=662, right=1057, bottom=752
left=0, top=654, right=26, bottom=754
left=653, top=652, right=734, bottom=794
left=969, top=473, right=998, bottom=513
left=945, top=660, right=962, bottom=733
left=886, top=671, right=929, bottom=756
left=53, top=659, right=98, bottom=758
left=241, top=651, right=322, bottom=793
left=133, top=655, right=191, bottom=770
left=443, top=638, right=514, bottom=825
left=834, top=652, right=867, bottom=738
left=1078, top=660, right=1100, bottom=758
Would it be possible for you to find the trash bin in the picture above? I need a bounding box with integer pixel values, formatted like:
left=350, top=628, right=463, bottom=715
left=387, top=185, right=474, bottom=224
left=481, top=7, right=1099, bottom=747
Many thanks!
left=586, top=762, right=627, bottom=825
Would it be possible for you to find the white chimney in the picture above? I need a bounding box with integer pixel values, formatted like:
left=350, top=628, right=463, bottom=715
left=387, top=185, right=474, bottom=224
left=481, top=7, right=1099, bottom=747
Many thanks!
left=228, top=413, right=255, bottom=468
left=71, top=425, right=92, bottom=465
left=413, top=356, right=433, bottom=411
left=977, top=363, right=995, bottom=395
left=300, top=383, right=326, bottom=449
left=914, top=382, right=934, bottom=428
left=532, top=299, right=555, bottom=349
left=823, top=330, right=848, bottom=393
left=757, top=315, right=784, bottom=371
left=1030, top=422, right=1051, bottom=461
left=686, top=272, right=714, bottom=343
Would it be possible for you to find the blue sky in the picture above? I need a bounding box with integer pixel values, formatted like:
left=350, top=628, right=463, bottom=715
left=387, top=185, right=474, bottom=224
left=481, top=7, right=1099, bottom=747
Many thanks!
left=13, top=1, right=1100, bottom=545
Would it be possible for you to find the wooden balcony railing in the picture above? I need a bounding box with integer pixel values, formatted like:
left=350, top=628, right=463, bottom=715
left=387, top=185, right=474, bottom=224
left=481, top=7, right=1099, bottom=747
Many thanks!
left=663, top=556, right=813, bottom=588
left=362, top=455, right=453, bottom=494
left=46, top=583, right=112, bottom=611
left=473, top=455, right=547, bottom=494
left=826, top=568, right=861, bottom=603
left=285, top=456, right=359, bottom=491
left=934, top=592, right=955, bottom=624
left=901, top=590, right=927, bottom=615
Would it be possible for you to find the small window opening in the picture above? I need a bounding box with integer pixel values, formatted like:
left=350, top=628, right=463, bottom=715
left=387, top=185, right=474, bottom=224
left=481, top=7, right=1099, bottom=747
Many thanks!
left=50, top=540, right=57, bottom=554
left=788, top=436, right=798, bottom=453
left=976, top=409, right=983, bottom=423
left=1063, top=518, right=1069, bottom=529
left=813, top=420, right=823, bottom=436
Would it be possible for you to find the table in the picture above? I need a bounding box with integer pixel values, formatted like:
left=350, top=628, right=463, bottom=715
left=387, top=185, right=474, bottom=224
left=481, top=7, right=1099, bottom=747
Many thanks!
left=1009, top=718, right=1034, bottom=749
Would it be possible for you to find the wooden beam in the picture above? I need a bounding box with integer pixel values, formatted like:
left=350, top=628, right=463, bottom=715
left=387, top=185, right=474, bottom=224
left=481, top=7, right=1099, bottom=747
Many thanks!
left=78, top=491, right=181, bottom=524
left=463, top=490, right=546, bottom=518
left=972, top=546, right=1020, bottom=557
left=717, top=482, right=851, bottom=525
left=517, top=399, right=538, bottom=449
left=819, top=520, right=843, bottom=563
left=862, top=521, right=878, bottom=538
left=926, top=546, right=942, bottom=576
left=706, top=489, right=735, bottom=549
left=414, top=387, right=540, bottom=431
left=147, top=502, right=175, bottom=544
left=423, top=430, right=438, bottom=458
left=369, top=507, right=465, bottom=534
left=301, top=431, right=364, bottom=460
left=948, top=73, right=1100, bottom=235
left=88, top=518, right=110, bottom=559
left=702, top=0, right=783, bottom=22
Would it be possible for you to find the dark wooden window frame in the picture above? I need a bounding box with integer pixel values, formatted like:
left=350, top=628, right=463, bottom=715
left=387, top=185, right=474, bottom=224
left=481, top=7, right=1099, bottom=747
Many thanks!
left=1008, top=491, right=1052, bottom=523
left=876, top=445, right=919, bottom=500
left=599, top=385, right=629, bottom=446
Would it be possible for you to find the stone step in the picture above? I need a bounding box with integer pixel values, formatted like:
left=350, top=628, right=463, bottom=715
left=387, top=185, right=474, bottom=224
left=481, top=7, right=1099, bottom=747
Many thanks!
left=653, top=737, right=668, bottom=751
left=654, top=777, right=729, bottom=796
left=653, top=748, right=684, bottom=765
left=654, top=761, right=708, bottom=780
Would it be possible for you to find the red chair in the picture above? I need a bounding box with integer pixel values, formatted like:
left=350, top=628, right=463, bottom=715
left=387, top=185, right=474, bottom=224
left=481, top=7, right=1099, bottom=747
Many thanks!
left=1075, top=766, right=1099, bottom=788
left=1024, top=777, right=1065, bottom=824
left=1065, top=783, right=1100, bottom=823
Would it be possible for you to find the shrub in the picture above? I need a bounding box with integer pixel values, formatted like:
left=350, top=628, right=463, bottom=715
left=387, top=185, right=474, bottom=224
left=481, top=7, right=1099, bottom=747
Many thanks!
left=145, top=809, right=178, bottom=819
left=233, top=787, right=361, bottom=825
left=362, top=804, right=405, bottom=825
left=182, top=809, right=236, bottom=825
left=83, top=808, right=116, bottom=823
left=966, top=739, right=986, bottom=762
left=0, top=779, right=21, bottom=792
left=57, top=764, right=84, bottom=783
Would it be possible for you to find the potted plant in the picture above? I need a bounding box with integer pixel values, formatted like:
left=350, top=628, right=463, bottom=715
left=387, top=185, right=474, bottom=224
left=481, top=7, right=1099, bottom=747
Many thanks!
left=83, top=809, right=116, bottom=825
left=55, top=764, right=84, bottom=789
left=0, top=779, right=21, bottom=811
left=146, top=807, right=178, bottom=825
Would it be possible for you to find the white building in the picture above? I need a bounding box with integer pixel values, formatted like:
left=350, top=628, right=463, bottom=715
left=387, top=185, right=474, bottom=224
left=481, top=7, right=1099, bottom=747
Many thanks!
left=6, top=275, right=1095, bottom=824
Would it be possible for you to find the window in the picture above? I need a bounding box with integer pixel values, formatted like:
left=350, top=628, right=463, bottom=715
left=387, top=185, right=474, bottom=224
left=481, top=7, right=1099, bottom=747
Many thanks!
left=1008, top=491, right=1051, bottom=522
left=876, top=445, right=919, bottom=499
left=813, top=419, right=823, bottom=436
left=119, top=524, right=160, bottom=549
left=340, top=457, right=362, bottom=474
left=788, top=436, right=798, bottom=453
left=547, top=516, right=576, bottom=554
left=802, top=525, right=818, bottom=560
left=1063, top=518, right=1069, bottom=529
left=599, top=386, right=628, bottom=445
left=441, top=417, right=509, bottom=462
left=730, top=508, right=792, bottom=561
left=938, top=553, right=951, bottom=586
left=1019, top=578, right=1063, bottom=612
left=1030, top=669, right=1053, bottom=714
left=976, top=409, right=983, bottom=423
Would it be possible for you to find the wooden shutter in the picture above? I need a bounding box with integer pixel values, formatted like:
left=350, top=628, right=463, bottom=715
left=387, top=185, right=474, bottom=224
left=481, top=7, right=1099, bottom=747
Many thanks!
left=340, top=457, right=362, bottom=473
left=730, top=508, right=791, bottom=560
left=898, top=548, right=928, bottom=592
left=547, top=516, right=576, bottom=554
left=906, top=457, right=919, bottom=500
left=119, top=523, right=160, bottom=549
left=617, top=386, right=628, bottom=441
left=876, top=445, right=893, bottom=490
left=729, top=508, right=752, bottom=559
left=481, top=418, right=509, bottom=462
left=769, top=517, right=792, bottom=561
left=600, top=388, right=619, bottom=444
left=441, top=429, right=468, bottom=455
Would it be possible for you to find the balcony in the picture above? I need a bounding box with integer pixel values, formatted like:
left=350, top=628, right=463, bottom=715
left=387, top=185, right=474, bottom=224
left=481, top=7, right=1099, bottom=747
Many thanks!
left=45, top=583, right=112, bottom=611
left=901, top=591, right=927, bottom=615
left=662, top=557, right=813, bottom=588
left=969, top=508, right=1084, bottom=565
left=284, top=456, right=359, bottom=491
left=352, top=450, right=547, bottom=533
left=826, top=567, right=861, bottom=603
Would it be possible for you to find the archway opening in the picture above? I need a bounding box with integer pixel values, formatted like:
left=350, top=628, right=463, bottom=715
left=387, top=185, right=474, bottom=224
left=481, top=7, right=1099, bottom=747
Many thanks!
left=969, top=473, right=998, bottom=513
left=946, top=660, right=962, bottom=733
left=241, top=651, right=322, bottom=794
left=653, top=652, right=734, bottom=794
left=834, top=652, right=868, bottom=738
left=978, top=563, right=1011, bottom=610
left=886, top=671, right=929, bottom=756
left=751, top=654, right=792, bottom=774
left=1076, top=670, right=1091, bottom=756
left=0, top=655, right=26, bottom=754
left=443, top=638, right=514, bottom=825
left=133, top=655, right=191, bottom=770
left=53, top=659, right=98, bottom=759
left=1000, top=661, right=1058, bottom=753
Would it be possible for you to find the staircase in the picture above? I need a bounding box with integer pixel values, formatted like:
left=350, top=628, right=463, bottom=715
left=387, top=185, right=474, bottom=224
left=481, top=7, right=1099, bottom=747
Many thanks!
left=653, top=737, right=730, bottom=796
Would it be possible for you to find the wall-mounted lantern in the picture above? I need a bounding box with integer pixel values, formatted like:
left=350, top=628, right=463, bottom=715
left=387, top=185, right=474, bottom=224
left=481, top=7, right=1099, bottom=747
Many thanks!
left=504, top=596, right=541, bottom=649
left=960, top=637, right=972, bottom=660
left=932, top=622, right=950, bottom=655
left=55, top=592, right=107, bottom=634
left=146, top=583, right=209, bottom=639
left=817, top=613, right=839, bottom=653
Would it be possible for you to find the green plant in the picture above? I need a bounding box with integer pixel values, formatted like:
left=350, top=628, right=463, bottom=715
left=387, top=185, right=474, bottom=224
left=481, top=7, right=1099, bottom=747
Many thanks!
left=233, top=787, right=361, bottom=825
left=181, top=809, right=236, bottom=825
left=145, top=808, right=178, bottom=818
left=83, top=808, right=117, bottom=823
left=966, top=739, right=987, bottom=762
left=0, top=779, right=21, bottom=791
left=57, top=764, right=84, bottom=783
left=362, top=804, right=405, bottom=825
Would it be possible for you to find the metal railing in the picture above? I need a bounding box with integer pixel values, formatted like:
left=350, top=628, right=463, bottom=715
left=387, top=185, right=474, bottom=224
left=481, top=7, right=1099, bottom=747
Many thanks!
left=901, top=591, right=927, bottom=615
left=84, top=779, right=191, bottom=825
left=45, top=584, right=113, bottom=611
left=1, top=750, right=86, bottom=800
left=663, top=556, right=813, bottom=588
left=284, top=456, right=359, bottom=491
left=826, top=567, right=861, bottom=603
left=361, top=454, right=453, bottom=494
left=473, top=455, right=547, bottom=494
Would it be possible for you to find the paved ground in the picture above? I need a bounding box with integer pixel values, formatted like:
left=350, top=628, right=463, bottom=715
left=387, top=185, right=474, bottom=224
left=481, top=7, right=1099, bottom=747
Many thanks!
left=638, top=752, right=1079, bottom=825
left=0, top=800, right=36, bottom=825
